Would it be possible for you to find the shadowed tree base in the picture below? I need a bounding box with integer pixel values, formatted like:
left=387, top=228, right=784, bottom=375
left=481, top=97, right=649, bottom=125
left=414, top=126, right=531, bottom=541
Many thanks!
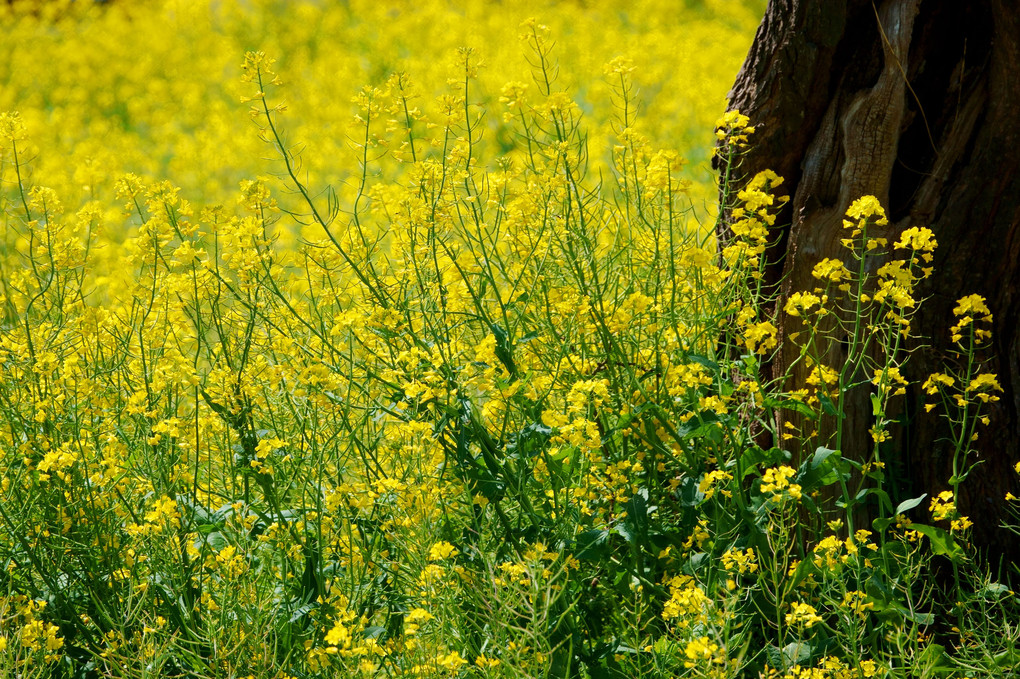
left=722, top=0, right=1020, bottom=565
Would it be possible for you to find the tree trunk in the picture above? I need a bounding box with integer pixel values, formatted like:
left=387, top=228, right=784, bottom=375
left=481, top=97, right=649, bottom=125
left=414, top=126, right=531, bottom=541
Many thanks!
left=724, top=0, right=1020, bottom=563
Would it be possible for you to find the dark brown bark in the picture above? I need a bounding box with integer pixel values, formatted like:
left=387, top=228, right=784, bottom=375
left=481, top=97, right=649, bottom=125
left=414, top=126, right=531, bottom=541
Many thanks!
left=725, top=0, right=1020, bottom=563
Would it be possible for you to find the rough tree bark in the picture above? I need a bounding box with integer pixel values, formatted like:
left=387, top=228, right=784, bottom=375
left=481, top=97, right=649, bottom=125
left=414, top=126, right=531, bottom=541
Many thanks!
left=723, top=0, right=1020, bottom=563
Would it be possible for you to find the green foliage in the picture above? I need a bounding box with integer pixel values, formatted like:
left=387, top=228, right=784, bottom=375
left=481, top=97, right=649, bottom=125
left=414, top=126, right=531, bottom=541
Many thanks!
left=1, top=3, right=1018, bottom=679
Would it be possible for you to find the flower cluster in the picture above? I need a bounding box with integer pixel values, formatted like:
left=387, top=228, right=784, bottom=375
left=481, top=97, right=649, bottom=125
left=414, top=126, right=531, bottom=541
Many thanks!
left=761, top=465, right=803, bottom=504
left=1, top=3, right=1015, bottom=677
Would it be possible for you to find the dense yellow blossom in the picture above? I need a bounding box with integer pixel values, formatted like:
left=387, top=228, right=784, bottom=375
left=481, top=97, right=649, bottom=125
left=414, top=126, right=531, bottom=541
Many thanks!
left=3, top=3, right=1012, bottom=678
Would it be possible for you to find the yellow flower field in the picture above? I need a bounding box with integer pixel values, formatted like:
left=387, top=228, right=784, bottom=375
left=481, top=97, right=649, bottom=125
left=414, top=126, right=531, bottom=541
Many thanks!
left=1, top=0, right=760, bottom=214
left=2, top=1, right=1019, bottom=678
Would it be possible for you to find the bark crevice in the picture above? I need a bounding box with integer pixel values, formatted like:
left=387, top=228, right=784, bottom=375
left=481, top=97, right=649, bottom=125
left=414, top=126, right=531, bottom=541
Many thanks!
left=724, top=0, right=1020, bottom=562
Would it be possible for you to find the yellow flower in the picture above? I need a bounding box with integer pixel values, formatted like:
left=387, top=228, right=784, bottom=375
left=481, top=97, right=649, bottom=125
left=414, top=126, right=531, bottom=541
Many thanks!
left=716, top=109, right=751, bottom=131
left=698, top=470, right=733, bottom=501
left=761, top=465, right=801, bottom=503
left=785, top=602, right=823, bottom=628
left=845, top=195, right=888, bottom=224
left=499, top=81, right=529, bottom=113
left=841, top=590, right=874, bottom=618
left=475, top=654, right=501, bottom=668
left=699, top=394, right=729, bottom=415
left=813, top=535, right=846, bottom=569
left=930, top=491, right=956, bottom=522
left=0, top=110, right=28, bottom=142
left=872, top=366, right=908, bottom=396
left=968, top=373, right=1002, bottom=393
left=922, top=372, right=955, bottom=395
left=603, top=56, right=636, bottom=76
left=428, top=541, right=458, bottom=562
left=240, top=50, right=277, bottom=83
left=785, top=291, right=824, bottom=317
left=683, top=636, right=723, bottom=668
left=662, top=576, right=710, bottom=623
left=437, top=651, right=468, bottom=670
left=325, top=621, right=350, bottom=648
left=894, top=226, right=938, bottom=264
left=806, top=363, right=838, bottom=389
left=951, top=515, right=973, bottom=532
left=953, top=294, right=991, bottom=317
left=721, top=548, right=759, bottom=574
left=406, top=608, right=434, bottom=624
left=742, top=320, right=778, bottom=354
left=715, top=110, right=756, bottom=147
left=811, top=257, right=851, bottom=284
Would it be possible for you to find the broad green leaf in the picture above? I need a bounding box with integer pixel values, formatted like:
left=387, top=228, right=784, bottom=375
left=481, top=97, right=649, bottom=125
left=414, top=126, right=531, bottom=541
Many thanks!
left=909, top=524, right=962, bottom=559
left=575, top=529, right=610, bottom=560
left=818, top=392, right=843, bottom=418
left=895, top=494, right=927, bottom=515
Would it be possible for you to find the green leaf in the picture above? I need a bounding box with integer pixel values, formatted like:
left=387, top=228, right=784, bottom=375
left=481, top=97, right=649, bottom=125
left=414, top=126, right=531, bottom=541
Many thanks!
left=510, top=292, right=531, bottom=308
left=677, top=476, right=705, bottom=506
left=917, top=643, right=955, bottom=675
left=549, top=445, right=575, bottom=462
left=797, top=446, right=846, bottom=490
left=198, top=531, right=229, bottom=551
left=865, top=574, right=893, bottom=601
left=867, top=487, right=894, bottom=515
left=980, top=582, right=1011, bottom=599
left=895, top=494, right=928, bottom=515
left=818, top=392, right=843, bottom=418
left=287, top=603, right=316, bottom=625
left=679, top=411, right=723, bottom=441
left=766, top=642, right=813, bottom=668
left=766, top=397, right=817, bottom=419
left=899, top=608, right=935, bottom=625
left=735, top=446, right=789, bottom=479
left=872, top=517, right=894, bottom=532
left=687, top=354, right=718, bottom=371
left=994, top=649, right=1020, bottom=668
left=619, top=489, right=651, bottom=543
left=575, top=529, right=610, bottom=560
left=785, top=558, right=814, bottom=589
left=490, top=323, right=518, bottom=378
left=781, top=642, right=814, bottom=666
left=808, top=446, right=838, bottom=468
left=364, top=625, right=387, bottom=639
left=685, top=552, right=710, bottom=575
left=909, top=524, right=962, bottom=559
